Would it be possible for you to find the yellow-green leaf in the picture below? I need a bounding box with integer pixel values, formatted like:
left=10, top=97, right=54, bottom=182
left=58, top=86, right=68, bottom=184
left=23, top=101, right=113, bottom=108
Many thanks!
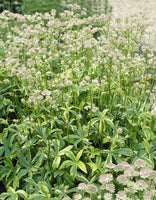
left=76, top=149, right=83, bottom=161
left=77, top=161, right=87, bottom=173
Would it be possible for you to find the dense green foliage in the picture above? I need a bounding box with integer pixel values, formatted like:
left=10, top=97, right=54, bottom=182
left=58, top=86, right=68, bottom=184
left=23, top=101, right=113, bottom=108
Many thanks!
left=0, top=4, right=156, bottom=200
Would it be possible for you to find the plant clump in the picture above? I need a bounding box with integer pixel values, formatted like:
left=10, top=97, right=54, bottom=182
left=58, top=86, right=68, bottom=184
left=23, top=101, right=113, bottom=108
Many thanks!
left=0, top=4, right=155, bottom=200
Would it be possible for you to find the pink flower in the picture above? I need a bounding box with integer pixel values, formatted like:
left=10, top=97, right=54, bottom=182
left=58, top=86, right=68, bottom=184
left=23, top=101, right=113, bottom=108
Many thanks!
left=99, top=174, right=113, bottom=184
left=135, top=180, right=148, bottom=191
left=117, top=175, right=129, bottom=185
left=78, top=183, right=86, bottom=190
left=105, top=183, right=115, bottom=193
left=74, top=194, right=82, bottom=200
left=86, top=184, right=98, bottom=194
left=134, top=159, right=146, bottom=168
left=106, top=163, right=116, bottom=169
left=104, top=193, right=112, bottom=200
left=116, top=190, right=127, bottom=199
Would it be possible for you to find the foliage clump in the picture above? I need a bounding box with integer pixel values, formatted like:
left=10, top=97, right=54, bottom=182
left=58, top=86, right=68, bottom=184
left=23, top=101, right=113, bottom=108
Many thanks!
left=0, top=4, right=156, bottom=200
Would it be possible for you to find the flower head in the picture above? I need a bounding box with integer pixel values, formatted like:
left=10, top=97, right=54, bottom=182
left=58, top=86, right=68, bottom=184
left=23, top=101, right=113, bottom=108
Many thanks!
left=105, top=183, right=115, bottom=193
left=106, top=163, right=116, bottom=169
left=116, top=190, right=127, bottom=200
left=135, top=180, right=148, bottom=191
left=104, top=193, right=112, bottom=200
left=143, top=190, right=151, bottom=200
left=78, top=183, right=86, bottom=190
left=86, top=184, right=98, bottom=194
left=74, top=194, right=82, bottom=200
left=117, top=175, right=129, bottom=185
left=99, top=174, right=113, bottom=184
left=134, top=159, right=146, bottom=168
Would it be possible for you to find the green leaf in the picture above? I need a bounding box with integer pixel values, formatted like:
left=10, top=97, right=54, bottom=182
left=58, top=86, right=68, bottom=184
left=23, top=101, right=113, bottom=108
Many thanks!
left=0, top=146, right=4, bottom=157
left=70, top=164, right=77, bottom=177
left=0, top=193, right=10, bottom=199
left=60, top=160, right=74, bottom=169
left=29, top=194, right=47, bottom=200
left=13, top=176, right=19, bottom=189
left=76, top=149, right=83, bottom=161
left=103, top=117, right=114, bottom=129
left=58, top=145, right=73, bottom=156
left=77, top=161, right=87, bottom=173
left=101, top=109, right=109, bottom=118
left=87, top=162, right=98, bottom=173
left=113, top=148, right=133, bottom=156
left=4, top=157, right=14, bottom=169
left=18, top=155, right=31, bottom=168
left=104, top=154, right=112, bottom=167
left=17, top=190, right=28, bottom=199
left=65, top=151, right=76, bottom=161
left=63, top=172, right=74, bottom=186
left=142, top=157, right=154, bottom=169
left=39, top=182, right=49, bottom=196
left=91, top=118, right=99, bottom=126
left=52, top=156, right=61, bottom=169
left=142, top=140, right=150, bottom=154
left=18, top=169, right=29, bottom=179
left=8, top=187, right=15, bottom=193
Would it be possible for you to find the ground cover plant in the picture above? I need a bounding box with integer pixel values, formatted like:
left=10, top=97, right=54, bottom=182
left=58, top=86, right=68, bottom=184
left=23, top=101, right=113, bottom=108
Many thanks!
left=0, top=3, right=156, bottom=200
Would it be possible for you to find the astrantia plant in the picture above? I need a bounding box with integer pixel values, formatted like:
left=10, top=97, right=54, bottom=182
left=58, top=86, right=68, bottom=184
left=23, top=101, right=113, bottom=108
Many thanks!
left=70, top=159, right=156, bottom=200
left=0, top=3, right=155, bottom=200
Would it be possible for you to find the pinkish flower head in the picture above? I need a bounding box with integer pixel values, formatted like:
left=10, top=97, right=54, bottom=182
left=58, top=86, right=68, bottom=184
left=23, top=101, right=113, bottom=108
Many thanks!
left=99, top=174, right=113, bottom=184
left=105, top=183, right=115, bottom=193
left=106, top=163, right=116, bottom=169
left=78, top=183, right=86, bottom=190
left=135, top=180, right=148, bottom=191
left=104, top=193, right=112, bottom=200
left=86, top=184, right=98, bottom=194
left=74, top=194, right=82, bottom=200
left=116, top=190, right=127, bottom=199
left=143, top=190, right=151, bottom=200
left=134, top=159, right=146, bottom=168
left=117, top=175, right=129, bottom=185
